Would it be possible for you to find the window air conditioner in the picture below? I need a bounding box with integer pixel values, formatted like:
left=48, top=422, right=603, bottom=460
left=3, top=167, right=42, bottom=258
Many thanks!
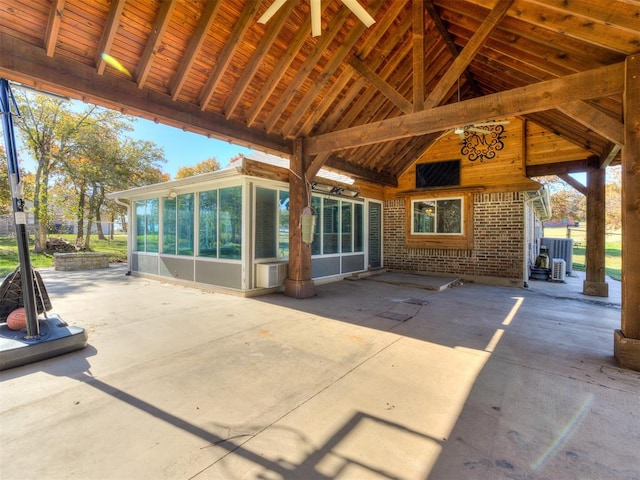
left=256, top=262, right=288, bottom=288
left=551, top=258, right=566, bottom=282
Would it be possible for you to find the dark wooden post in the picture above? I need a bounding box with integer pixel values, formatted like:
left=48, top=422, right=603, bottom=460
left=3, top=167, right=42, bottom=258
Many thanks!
left=583, top=156, right=608, bottom=297
left=284, top=138, right=316, bottom=298
left=614, top=54, right=640, bottom=371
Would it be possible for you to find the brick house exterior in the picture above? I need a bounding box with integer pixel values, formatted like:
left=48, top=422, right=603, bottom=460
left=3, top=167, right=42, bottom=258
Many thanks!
left=383, top=192, right=527, bottom=285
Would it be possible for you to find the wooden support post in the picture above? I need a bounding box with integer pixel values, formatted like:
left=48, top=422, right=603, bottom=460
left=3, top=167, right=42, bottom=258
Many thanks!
left=615, top=55, right=640, bottom=371
left=284, top=138, right=316, bottom=298
left=583, top=157, right=608, bottom=297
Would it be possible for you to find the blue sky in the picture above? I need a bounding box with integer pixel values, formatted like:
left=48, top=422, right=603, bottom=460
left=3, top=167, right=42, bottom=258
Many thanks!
left=126, top=117, right=253, bottom=178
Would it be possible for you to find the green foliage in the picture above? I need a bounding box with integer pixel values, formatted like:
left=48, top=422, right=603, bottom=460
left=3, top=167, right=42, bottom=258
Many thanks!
left=0, top=234, right=128, bottom=277
left=175, top=156, right=221, bottom=179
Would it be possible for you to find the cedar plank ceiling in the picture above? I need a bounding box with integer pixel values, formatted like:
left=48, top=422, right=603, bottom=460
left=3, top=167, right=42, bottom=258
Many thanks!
left=0, top=0, right=638, bottom=185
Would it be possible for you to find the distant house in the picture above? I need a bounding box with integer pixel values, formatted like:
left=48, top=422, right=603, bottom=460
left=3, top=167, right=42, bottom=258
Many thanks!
left=110, top=117, right=558, bottom=294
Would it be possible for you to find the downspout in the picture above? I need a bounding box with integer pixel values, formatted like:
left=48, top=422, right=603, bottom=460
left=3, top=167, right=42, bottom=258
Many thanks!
left=114, top=197, right=132, bottom=273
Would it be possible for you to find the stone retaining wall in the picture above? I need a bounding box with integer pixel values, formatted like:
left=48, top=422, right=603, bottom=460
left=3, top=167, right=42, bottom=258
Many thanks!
left=54, top=253, right=110, bottom=271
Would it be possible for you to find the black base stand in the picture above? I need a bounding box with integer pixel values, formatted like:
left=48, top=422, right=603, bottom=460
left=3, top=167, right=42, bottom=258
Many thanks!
left=0, top=314, right=88, bottom=370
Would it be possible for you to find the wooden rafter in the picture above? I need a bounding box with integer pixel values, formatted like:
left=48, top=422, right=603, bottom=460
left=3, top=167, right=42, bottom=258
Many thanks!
left=198, top=0, right=263, bottom=111
left=0, top=32, right=291, bottom=156
left=526, top=159, right=589, bottom=177
left=95, top=0, right=127, bottom=75
left=424, top=0, right=515, bottom=109
left=601, top=143, right=622, bottom=168
left=137, top=0, right=178, bottom=89
left=263, top=5, right=355, bottom=133
left=280, top=0, right=386, bottom=136
left=170, top=0, right=222, bottom=101
left=244, top=4, right=320, bottom=127
left=307, top=62, right=625, bottom=155
left=413, top=0, right=425, bottom=111
left=44, top=0, right=65, bottom=57
left=557, top=100, right=624, bottom=146
left=424, top=0, right=481, bottom=96
left=324, top=155, right=397, bottom=186
left=349, top=57, right=413, bottom=114
left=223, top=0, right=297, bottom=119
left=558, top=174, right=587, bottom=195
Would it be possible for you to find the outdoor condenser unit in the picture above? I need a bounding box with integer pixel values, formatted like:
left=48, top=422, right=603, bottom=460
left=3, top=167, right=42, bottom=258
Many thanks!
left=551, top=258, right=566, bottom=282
left=541, top=238, right=573, bottom=275
left=256, top=262, right=288, bottom=288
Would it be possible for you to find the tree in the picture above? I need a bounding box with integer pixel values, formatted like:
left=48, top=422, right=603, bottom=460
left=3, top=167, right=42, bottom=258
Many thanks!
left=175, top=156, right=221, bottom=179
left=13, top=92, right=98, bottom=251
left=606, top=166, right=622, bottom=230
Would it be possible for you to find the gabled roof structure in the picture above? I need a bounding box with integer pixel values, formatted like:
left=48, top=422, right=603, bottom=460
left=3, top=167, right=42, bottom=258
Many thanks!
left=0, top=0, right=635, bottom=184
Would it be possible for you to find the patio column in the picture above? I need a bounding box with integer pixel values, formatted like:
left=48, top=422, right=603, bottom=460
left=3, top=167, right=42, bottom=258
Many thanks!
left=614, top=54, right=640, bottom=371
left=284, top=138, right=316, bottom=298
left=582, top=157, right=608, bottom=297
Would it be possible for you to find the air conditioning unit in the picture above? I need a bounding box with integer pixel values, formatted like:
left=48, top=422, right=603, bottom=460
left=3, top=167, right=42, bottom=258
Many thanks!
left=256, top=262, right=288, bottom=288
left=551, top=258, right=566, bottom=282
left=541, top=238, right=573, bottom=275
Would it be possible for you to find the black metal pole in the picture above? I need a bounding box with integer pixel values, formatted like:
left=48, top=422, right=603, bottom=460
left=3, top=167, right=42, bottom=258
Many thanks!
left=0, top=78, right=39, bottom=338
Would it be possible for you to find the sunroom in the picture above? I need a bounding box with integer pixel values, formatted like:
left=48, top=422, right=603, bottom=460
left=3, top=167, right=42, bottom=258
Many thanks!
left=111, top=152, right=384, bottom=294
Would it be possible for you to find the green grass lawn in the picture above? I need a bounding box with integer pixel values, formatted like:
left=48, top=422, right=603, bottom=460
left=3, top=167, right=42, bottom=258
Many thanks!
left=0, top=234, right=128, bottom=277
left=543, top=226, right=622, bottom=281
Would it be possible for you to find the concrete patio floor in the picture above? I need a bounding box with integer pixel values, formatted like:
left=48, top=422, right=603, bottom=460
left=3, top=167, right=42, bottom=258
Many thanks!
left=1, top=266, right=638, bottom=480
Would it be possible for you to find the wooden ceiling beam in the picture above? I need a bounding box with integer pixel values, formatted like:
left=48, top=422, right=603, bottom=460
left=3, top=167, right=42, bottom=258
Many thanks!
left=307, top=61, right=624, bottom=155
left=413, top=0, right=425, bottom=111
left=0, top=32, right=292, bottom=156
left=324, top=155, right=398, bottom=186
left=424, top=0, right=515, bottom=109
left=198, top=0, right=263, bottom=110
left=136, top=0, right=178, bottom=89
left=349, top=58, right=413, bottom=114
left=556, top=100, right=624, bottom=146
left=526, top=159, right=589, bottom=177
left=170, top=0, right=222, bottom=101
left=95, top=0, right=126, bottom=75
left=44, top=0, right=65, bottom=57
left=601, top=143, right=622, bottom=168
left=424, top=0, right=481, bottom=97
left=558, top=174, right=587, bottom=195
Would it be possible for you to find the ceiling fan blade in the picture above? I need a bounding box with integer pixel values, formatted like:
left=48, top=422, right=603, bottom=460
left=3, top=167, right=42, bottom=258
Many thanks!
left=341, top=0, right=376, bottom=27
left=311, top=0, right=322, bottom=37
left=257, top=0, right=288, bottom=24
left=468, top=127, right=493, bottom=135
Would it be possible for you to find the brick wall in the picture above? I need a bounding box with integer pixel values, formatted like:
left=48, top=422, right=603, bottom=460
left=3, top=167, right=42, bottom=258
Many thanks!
left=383, top=192, right=525, bottom=281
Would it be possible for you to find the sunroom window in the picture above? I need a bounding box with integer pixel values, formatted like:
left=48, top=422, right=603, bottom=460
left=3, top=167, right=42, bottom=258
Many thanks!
left=135, top=198, right=159, bottom=252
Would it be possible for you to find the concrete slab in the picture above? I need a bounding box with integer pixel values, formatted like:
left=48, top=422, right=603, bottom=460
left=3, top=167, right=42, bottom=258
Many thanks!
left=0, top=266, right=638, bottom=480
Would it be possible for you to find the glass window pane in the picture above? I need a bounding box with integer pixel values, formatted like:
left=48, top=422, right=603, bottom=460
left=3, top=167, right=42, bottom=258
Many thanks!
left=162, top=197, right=176, bottom=254
left=135, top=200, right=146, bottom=251
left=220, top=186, right=242, bottom=259
left=413, top=200, right=436, bottom=233
left=437, top=198, right=462, bottom=234
left=323, top=198, right=339, bottom=254
left=199, top=190, right=217, bottom=257
left=146, top=199, right=159, bottom=253
left=354, top=203, right=364, bottom=252
left=341, top=202, right=352, bottom=253
left=311, top=196, right=321, bottom=255
left=255, top=187, right=277, bottom=259
left=177, top=193, right=194, bottom=256
left=278, top=191, right=289, bottom=259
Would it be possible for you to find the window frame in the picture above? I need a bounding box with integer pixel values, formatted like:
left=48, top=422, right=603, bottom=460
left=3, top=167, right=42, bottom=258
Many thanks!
left=405, top=192, right=473, bottom=250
